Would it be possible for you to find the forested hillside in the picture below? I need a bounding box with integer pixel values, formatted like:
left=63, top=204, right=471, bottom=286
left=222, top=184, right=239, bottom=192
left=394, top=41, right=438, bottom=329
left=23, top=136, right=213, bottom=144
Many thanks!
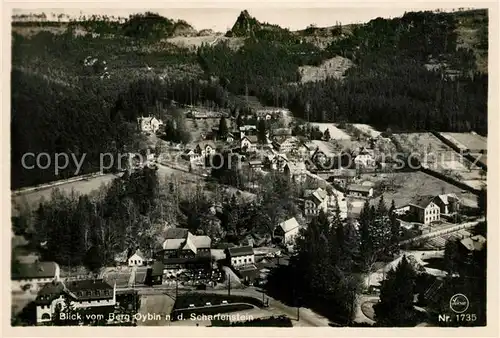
left=205, top=10, right=489, bottom=134
left=11, top=9, right=488, bottom=188
left=11, top=70, right=137, bottom=188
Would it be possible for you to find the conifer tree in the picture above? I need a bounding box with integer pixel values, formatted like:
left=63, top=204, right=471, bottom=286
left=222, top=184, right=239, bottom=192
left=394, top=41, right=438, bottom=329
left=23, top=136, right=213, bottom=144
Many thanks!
left=377, top=195, right=387, bottom=216
left=374, top=255, right=417, bottom=326
left=389, top=199, right=400, bottom=250
left=323, top=129, right=331, bottom=141
left=218, top=116, right=229, bottom=139
left=257, top=119, right=267, bottom=144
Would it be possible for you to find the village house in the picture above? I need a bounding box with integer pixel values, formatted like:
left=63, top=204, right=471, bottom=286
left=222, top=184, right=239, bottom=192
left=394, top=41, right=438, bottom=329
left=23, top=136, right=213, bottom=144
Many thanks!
left=195, top=141, right=216, bottom=158
left=209, top=128, right=235, bottom=143
left=274, top=217, right=301, bottom=245
left=394, top=205, right=411, bottom=216
left=255, top=110, right=273, bottom=120
left=303, top=187, right=329, bottom=216
left=241, top=135, right=258, bottom=152
left=272, top=136, right=298, bottom=153
left=283, top=161, right=308, bottom=182
left=248, top=160, right=264, bottom=170
left=226, top=132, right=235, bottom=143
left=347, top=184, right=374, bottom=198
left=181, top=148, right=198, bottom=161
left=225, top=246, right=255, bottom=268
left=459, top=235, right=486, bottom=253
left=35, top=279, right=116, bottom=324
left=127, top=249, right=145, bottom=267
left=408, top=195, right=441, bottom=224
left=160, top=228, right=212, bottom=270
left=11, top=261, right=60, bottom=292
left=263, top=153, right=289, bottom=172
left=433, top=193, right=461, bottom=215
left=239, top=125, right=257, bottom=136
left=328, top=169, right=357, bottom=189
left=354, top=148, right=376, bottom=167
left=137, top=116, right=163, bottom=134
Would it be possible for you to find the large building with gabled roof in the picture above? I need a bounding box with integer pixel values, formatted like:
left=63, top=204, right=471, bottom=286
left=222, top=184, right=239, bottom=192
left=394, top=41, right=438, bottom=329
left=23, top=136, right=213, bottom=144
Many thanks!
left=158, top=228, right=212, bottom=270
left=274, top=217, right=301, bottom=245
left=408, top=195, right=441, bottom=224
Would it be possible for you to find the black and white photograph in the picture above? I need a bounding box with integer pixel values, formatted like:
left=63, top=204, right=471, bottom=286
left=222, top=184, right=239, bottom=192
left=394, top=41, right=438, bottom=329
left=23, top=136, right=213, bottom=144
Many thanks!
left=8, top=4, right=492, bottom=329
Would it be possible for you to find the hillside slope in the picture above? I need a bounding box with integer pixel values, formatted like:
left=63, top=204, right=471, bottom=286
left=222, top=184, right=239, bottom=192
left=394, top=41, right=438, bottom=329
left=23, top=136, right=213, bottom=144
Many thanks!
left=11, top=9, right=488, bottom=188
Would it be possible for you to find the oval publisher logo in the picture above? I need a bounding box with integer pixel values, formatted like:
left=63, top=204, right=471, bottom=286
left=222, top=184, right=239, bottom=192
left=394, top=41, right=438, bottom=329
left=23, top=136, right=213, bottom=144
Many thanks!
left=449, top=294, right=469, bottom=313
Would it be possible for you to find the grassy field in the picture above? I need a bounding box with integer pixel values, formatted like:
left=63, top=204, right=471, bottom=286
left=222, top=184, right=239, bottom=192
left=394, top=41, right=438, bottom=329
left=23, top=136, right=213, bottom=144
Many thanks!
left=392, top=132, right=484, bottom=188
left=11, top=173, right=118, bottom=216
left=441, top=132, right=487, bottom=152
left=359, top=171, right=478, bottom=209
left=103, top=270, right=133, bottom=287
left=352, top=124, right=382, bottom=138
left=393, top=132, right=456, bottom=160
left=309, top=123, right=352, bottom=140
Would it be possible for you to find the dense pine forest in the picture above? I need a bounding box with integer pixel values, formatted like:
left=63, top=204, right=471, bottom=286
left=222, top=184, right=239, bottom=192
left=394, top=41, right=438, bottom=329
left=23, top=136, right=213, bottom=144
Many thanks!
left=11, top=9, right=488, bottom=188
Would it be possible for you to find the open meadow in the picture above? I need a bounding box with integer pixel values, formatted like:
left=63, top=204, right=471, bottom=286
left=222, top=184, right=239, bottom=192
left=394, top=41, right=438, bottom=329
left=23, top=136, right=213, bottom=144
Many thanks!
left=358, top=171, right=478, bottom=209
left=309, top=123, right=352, bottom=140
left=440, top=132, right=487, bottom=152
left=352, top=124, right=382, bottom=138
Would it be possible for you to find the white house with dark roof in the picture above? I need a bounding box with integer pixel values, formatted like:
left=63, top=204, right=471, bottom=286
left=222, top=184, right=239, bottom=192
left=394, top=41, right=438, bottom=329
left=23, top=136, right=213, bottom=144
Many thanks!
left=128, top=249, right=145, bottom=267
left=354, top=148, right=376, bottom=167
left=35, top=279, right=116, bottom=324
left=303, top=188, right=329, bottom=216
left=137, top=116, right=163, bottom=134
left=160, top=228, right=212, bottom=269
left=283, top=162, right=307, bottom=182
left=11, top=261, right=60, bottom=292
left=241, top=135, right=258, bottom=152
left=274, top=217, right=301, bottom=244
left=226, top=246, right=255, bottom=268
left=272, top=136, right=297, bottom=153
left=347, top=184, right=374, bottom=198
left=409, top=195, right=441, bottom=224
